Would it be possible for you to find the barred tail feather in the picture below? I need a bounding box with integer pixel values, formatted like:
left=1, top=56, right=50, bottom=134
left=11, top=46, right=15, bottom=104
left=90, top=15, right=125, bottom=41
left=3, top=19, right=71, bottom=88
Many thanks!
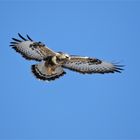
left=31, top=62, right=66, bottom=81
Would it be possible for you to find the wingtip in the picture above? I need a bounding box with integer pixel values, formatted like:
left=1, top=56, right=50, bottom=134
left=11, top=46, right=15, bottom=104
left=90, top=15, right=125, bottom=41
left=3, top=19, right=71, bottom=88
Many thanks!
left=10, top=44, right=15, bottom=47
left=12, top=38, right=21, bottom=42
left=26, top=34, right=33, bottom=41
left=114, top=64, right=124, bottom=73
left=114, top=69, right=122, bottom=73
left=10, top=41, right=17, bottom=44
left=18, top=33, right=27, bottom=41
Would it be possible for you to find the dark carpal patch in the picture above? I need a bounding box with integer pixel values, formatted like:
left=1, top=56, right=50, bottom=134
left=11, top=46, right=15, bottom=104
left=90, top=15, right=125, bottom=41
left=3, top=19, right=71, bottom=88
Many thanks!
left=88, top=58, right=102, bottom=65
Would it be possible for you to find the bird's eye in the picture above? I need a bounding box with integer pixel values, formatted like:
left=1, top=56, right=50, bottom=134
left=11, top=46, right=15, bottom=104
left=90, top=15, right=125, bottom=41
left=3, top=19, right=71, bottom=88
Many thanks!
left=56, top=57, right=61, bottom=62
left=38, top=42, right=45, bottom=46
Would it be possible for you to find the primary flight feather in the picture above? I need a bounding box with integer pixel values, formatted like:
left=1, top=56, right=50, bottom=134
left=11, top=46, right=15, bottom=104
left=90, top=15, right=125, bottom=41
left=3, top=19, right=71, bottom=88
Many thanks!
left=10, top=33, right=123, bottom=81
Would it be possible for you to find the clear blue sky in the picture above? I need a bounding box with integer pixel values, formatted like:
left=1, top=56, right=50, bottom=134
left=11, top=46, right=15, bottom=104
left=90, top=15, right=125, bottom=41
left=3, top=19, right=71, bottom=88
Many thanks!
left=0, top=1, right=140, bottom=139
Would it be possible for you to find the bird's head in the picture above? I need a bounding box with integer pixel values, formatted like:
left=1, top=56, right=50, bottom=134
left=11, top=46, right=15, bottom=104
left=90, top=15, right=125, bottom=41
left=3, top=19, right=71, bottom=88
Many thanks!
left=56, top=52, right=70, bottom=60
left=51, top=52, right=70, bottom=65
left=37, top=41, right=45, bottom=46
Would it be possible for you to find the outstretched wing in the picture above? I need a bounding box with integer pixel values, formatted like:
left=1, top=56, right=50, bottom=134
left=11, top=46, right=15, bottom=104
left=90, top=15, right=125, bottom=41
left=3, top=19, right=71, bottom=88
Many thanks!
left=10, top=33, right=56, bottom=61
left=63, top=56, right=123, bottom=74
left=31, top=61, right=66, bottom=81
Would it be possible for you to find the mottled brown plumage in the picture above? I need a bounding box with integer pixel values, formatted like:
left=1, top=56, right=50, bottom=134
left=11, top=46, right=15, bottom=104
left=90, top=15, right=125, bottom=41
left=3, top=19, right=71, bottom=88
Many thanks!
left=10, top=33, right=123, bottom=81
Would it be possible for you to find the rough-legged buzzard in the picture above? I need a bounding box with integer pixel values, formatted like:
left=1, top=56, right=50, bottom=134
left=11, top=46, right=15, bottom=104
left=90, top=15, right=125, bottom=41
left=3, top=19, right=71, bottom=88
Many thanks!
left=10, top=33, right=123, bottom=81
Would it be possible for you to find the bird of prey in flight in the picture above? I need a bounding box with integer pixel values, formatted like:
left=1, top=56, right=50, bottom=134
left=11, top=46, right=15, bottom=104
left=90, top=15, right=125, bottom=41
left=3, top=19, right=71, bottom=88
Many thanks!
left=10, top=33, right=123, bottom=81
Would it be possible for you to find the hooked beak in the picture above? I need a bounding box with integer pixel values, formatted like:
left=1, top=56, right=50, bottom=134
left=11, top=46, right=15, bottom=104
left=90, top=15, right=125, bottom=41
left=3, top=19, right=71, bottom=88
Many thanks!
left=67, top=56, right=71, bottom=60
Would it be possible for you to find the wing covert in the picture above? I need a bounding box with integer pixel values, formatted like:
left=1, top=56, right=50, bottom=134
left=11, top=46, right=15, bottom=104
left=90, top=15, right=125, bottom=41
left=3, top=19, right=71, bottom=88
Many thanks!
left=63, top=56, right=123, bottom=74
